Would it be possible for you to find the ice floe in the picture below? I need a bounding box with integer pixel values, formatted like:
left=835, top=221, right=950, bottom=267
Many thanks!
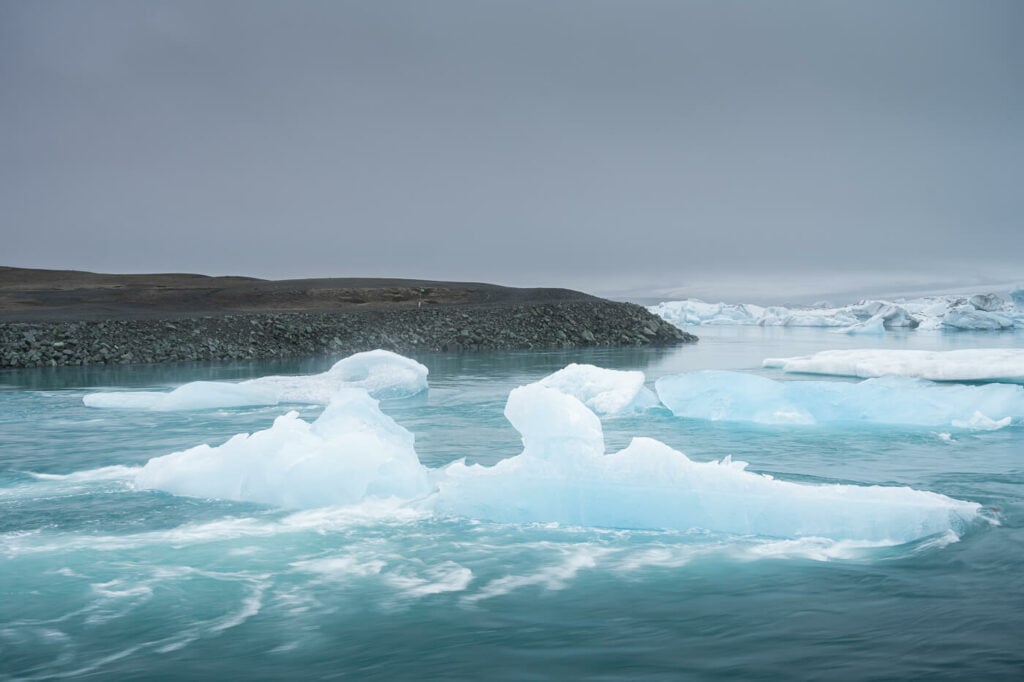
left=129, top=368, right=984, bottom=543
left=537, top=363, right=658, bottom=415
left=763, top=349, right=1024, bottom=384
left=434, top=383, right=982, bottom=541
left=84, top=350, right=428, bottom=410
left=135, top=388, right=432, bottom=508
left=649, top=290, right=1024, bottom=332
left=655, top=370, right=1023, bottom=428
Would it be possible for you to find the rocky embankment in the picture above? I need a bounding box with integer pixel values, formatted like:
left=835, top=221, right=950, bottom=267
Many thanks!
left=0, top=301, right=694, bottom=369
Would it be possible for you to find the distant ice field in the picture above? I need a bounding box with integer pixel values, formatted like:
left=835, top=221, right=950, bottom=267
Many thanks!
left=650, top=288, right=1024, bottom=332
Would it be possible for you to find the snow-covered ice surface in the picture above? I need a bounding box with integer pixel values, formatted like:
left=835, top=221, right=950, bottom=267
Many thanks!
left=763, top=349, right=1024, bottom=384
left=655, top=371, right=1024, bottom=428
left=84, top=350, right=428, bottom=410
left=649, top=289, right=1024, bottom=332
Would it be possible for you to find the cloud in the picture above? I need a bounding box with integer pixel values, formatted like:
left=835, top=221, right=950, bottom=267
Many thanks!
left=2, top=1, right=1022, bottom=295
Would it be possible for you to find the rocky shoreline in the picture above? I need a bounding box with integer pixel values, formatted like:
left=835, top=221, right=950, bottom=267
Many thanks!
left=0, top=300, right=695, bottom=369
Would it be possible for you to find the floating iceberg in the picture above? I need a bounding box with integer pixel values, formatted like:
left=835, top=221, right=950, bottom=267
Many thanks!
left=537, top=363, right=658, bottom=415
left=655, top=371, right=1023, bottom=427
left=434, top=384, right=982, bottom=541
left=649, top=291, right=1024, bottom=332
left=763, top=349, right=1024, bottom=384
left=134, top=367, right=984, bottom=543
left=84, top=350, right=428, bottom=410
left=135, top=388, right=432, bottom=508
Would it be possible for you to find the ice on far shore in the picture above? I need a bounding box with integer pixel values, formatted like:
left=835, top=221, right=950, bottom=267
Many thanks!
left=84, top=350, right=428, bottom=410
left=763, top=349, right=1024, bottom=384
left=648, top=290, right=1024, bottom=332
left=655, top=370, right=1023, bottom=428
left=537, top=363, right=659, bottom=415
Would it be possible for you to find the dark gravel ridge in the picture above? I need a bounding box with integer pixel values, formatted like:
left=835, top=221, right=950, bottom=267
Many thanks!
left=0, top=301, right=695, bottom=369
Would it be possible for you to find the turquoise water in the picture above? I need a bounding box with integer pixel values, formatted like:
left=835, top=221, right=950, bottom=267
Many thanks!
left=2, top=328, right=1022, bottom=680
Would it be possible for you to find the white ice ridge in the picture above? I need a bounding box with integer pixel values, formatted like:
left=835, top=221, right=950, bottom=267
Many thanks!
left=135, top=388, right=432, bottom=508
left=132, top=366, right=984, bottom=543
left=763, top=349, right=1024, bottom=384
left=655, top=371, right=1024, bottom=428
left=649, top=289, right=1024, bottom=332
left=84, top=350, right=428, bottom=410
left=537, top=363, right=658, bottom=415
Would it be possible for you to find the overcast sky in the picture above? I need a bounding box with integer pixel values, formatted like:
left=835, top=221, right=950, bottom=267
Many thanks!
left=2, top=1, right=1022, bottom=300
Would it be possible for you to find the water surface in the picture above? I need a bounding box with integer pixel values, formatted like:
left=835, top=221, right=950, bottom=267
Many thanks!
left=2, top=327, right=1021, bottom=679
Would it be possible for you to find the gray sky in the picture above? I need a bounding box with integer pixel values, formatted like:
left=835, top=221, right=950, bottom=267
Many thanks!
left=2, top=1, right=1022, bottom=300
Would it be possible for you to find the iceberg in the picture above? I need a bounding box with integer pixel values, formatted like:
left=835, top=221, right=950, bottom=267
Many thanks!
left=135, top=388, right=432, bottom=508
left=647, top=300, right=768, bottom=327
left=941, top=305, right=1016, bottom=331
left=537, top=363, right=658, bottom=415
left=133, top=366, right=984, bottom=543
left=434, top=384, right=982, bottom=542
left=837, top=314, right=887, bottom=336
left=654, top=370, right=1024, bottom=427
left=763, top=349, right=1024, bottom=384
left=649, top=290, right=1024, bottom=332
left=84, top=350, right=428, bottom=410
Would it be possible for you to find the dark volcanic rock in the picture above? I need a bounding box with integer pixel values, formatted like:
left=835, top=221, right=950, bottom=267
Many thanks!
left=0, top=301, right=696, bottom=369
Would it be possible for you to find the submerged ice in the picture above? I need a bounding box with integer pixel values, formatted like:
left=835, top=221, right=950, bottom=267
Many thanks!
left=655, top=371, right=1024, bottom=427
left=84, top=350, right=428, bottom=410
left=133, top=368, right=983, bottom=544
left=763, top=349, right=1024, bottom=384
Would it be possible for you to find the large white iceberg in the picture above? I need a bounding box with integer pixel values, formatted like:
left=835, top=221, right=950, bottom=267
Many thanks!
left=537, top=363, right=658, bottom=415
left=84, top=350, right=428, bottom=410
left=649, top=290, right=1024, bottom=332
left=135, top=388, right=432, bottom=508
left=434, top=384, right=982, bottom=542
left=655, top=370, right=1024, bottom=427
left=133, top=369, right=984, bottom=543
left=763, top=349, right=1024, bottom=384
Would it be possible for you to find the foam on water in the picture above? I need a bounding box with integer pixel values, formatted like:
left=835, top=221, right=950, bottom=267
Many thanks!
left=83, top=350, right=428, bottom=410
left=763, top=348, right=1024, bottom=383
left=655, top=371, right=1024, bottom=427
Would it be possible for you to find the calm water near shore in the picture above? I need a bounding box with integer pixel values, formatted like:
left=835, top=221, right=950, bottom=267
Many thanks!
left=2, top=327, right=1022, bottom=680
